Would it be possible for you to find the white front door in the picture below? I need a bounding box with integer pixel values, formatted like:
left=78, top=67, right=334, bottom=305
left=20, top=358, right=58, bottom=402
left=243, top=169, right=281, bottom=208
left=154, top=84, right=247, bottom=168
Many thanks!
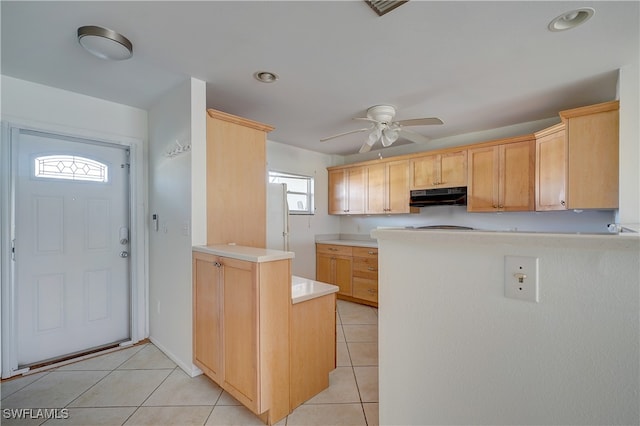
left=13, top=129, right=130, bottom=367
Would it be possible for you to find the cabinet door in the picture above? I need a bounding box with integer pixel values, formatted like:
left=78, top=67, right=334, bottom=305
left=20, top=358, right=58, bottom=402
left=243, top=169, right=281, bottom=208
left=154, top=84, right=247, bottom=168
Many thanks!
left=365, top=163, right=386, bottom=214
left=566, top=109, right=619, bottom=209
left=501, top=140, right=534, bottom=211
left=193, top=253, right=223, bottom=382
left=410, top=155, right=437, bottom=189
left=334, top=256, right=353, bottom=296
left=440, top=151, right=467, bottom=187
left=467, top=146, right=499, bottom=212
left=222, top=257, right=259, bottom=410
left=387, top=160, right=411, bottom=214
left=328, top=169, right=347, bottom=214
left=346, top=166, right=366, bottom=214
left=536, top=128, right=567, bottom=211
left=316, top=253, right=333, bottom=284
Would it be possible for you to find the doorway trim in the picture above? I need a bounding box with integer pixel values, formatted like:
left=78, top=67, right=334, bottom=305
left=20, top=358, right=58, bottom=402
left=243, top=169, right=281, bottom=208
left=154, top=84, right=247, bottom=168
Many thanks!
left=1, top=121, right=148, bottom=378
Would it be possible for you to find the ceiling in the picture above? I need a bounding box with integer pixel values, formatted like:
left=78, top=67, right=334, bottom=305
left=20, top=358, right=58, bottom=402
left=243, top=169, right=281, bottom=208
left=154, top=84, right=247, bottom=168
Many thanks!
left=2, top=1, right=638, bottom=155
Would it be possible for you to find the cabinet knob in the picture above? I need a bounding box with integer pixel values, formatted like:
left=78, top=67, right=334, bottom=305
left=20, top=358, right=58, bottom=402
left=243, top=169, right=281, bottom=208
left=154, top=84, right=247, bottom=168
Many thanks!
left=213, top=261, right=222, bottom=268
left=498, top=205, right=504, bottom=209
left=560, top=200, right=566, bottom=206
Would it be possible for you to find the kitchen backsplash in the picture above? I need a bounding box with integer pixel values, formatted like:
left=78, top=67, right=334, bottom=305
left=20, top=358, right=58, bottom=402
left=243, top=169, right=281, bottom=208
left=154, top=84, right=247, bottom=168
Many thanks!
left=339, top=206, right=616, bottom=235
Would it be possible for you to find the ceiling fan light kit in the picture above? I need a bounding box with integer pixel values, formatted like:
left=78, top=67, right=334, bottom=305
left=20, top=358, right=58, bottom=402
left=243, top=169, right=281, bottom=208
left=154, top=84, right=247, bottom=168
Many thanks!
left=322, top=104, right=443, bottom=154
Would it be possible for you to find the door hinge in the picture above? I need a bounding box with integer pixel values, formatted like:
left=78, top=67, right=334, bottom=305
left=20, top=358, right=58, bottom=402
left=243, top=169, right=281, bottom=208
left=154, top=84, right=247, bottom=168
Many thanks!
left=11, top=239, right=15, bottom=261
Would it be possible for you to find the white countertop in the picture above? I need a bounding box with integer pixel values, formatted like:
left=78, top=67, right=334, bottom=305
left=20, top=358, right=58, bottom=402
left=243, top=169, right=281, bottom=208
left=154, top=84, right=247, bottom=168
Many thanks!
left=315, top=239, right=378, bottom=248
left=193, top=244, right=295, bottom=262
left=291, top=275, right=339, bottom=304
left=371, top=228, right=640, bottom=251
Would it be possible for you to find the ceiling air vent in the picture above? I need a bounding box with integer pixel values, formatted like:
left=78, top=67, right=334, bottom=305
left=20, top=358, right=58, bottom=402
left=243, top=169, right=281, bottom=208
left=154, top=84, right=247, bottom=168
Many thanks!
left=365, top=0, right=408, bottom=16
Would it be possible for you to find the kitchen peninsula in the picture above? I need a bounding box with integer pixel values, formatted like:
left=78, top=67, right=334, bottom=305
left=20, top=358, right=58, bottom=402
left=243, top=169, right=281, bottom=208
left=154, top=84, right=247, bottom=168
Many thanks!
left=372, top=227, right=639, bottom=425
left=192, top=244, right=338, bottom=425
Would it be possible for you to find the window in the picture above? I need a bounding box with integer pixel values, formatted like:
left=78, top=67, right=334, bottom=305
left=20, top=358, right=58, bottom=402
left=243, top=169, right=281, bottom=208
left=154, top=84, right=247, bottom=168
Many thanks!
left=34, top=155, right=109, bottom=183
left=269, top=171, right=314, bottom=215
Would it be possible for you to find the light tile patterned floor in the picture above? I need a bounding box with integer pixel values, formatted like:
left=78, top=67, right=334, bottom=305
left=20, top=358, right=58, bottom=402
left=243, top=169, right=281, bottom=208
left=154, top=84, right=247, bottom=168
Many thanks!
left=1, top=300, right=378, bottom=425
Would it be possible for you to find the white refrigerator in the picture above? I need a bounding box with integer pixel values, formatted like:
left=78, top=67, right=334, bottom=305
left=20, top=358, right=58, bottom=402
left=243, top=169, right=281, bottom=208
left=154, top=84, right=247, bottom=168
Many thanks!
left=266, top=183, right=290, bottom=251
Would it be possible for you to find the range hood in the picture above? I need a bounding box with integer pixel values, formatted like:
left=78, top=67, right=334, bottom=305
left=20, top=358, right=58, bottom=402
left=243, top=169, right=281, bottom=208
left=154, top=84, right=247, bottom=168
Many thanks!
left=409, top=187, right=467, bottom=207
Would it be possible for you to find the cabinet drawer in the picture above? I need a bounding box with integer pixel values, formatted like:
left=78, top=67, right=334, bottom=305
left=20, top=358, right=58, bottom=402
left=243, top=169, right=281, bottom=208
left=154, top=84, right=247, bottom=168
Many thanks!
left=352, top=278, right=378, bottom=303
left=316, top=243, right=353, bottom=256
left=352, top=247, right=378, bottom=259
left=352, top=258, right=378, bottom=279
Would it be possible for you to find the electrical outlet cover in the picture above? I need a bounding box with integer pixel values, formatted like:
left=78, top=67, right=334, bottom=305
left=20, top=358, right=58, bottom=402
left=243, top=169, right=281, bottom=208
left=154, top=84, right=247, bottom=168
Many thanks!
left=504, top=256, right=539, bottom=302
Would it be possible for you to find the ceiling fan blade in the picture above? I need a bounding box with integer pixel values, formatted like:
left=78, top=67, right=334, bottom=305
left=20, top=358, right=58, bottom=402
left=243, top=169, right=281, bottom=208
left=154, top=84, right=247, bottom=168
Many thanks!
left=320, top=127, right=370, bottom=142
left=359, top=142, right=373, bottom=153
left=400, top=128, right=431, bottom=144
left=396, top=117, right=443, bottom=126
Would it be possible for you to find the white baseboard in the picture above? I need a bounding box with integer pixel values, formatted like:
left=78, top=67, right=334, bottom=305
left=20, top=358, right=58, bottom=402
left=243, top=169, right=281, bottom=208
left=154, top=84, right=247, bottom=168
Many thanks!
left=149, top=337, right=203, bottom=378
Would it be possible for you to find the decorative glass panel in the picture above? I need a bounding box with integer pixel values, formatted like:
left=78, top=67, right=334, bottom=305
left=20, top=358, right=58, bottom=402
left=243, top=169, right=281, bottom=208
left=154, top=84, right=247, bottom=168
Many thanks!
left=34, top=155, right=108, bottom=183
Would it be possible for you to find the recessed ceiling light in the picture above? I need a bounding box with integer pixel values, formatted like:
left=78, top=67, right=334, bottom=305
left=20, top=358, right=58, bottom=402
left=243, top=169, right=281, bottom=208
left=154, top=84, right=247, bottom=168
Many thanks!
left=77, top=26, right=133, bottom=60
left=548, top=8, right=595, bottom=32
left=254, top=71, right=279, bottom=83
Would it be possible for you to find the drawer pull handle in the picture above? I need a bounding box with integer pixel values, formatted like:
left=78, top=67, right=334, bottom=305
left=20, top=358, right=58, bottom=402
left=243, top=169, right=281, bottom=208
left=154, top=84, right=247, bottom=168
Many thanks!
left=367, top=289, right=377, bottom=294
left=367, top=251, right=376, bottom=255
left=367, top=267, right=376, bottom=271
left=328, top=248, right=338, bottom=251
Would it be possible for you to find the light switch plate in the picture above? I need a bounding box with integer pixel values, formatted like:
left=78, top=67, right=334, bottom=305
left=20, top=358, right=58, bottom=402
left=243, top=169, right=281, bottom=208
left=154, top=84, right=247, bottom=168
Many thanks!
left=504, top=256, right=539, bottom=302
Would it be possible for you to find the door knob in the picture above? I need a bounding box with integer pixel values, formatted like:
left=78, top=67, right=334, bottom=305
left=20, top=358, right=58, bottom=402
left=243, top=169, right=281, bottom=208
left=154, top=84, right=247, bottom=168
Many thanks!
left=119, top=251, right=129, bottom=258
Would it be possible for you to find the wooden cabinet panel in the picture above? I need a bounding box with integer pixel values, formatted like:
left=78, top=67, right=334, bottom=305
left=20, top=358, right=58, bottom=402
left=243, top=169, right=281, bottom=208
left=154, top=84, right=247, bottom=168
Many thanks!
left=193, top=251, right=291, bottom=424
left=346, top=167, right=366, bottom=214
left=317, top=244, right=377, bottom=307
left=535, top=124, right=567, bottom=211
left=411, top=155, right=438, bottom=189
left=316, top=247, right=353, bottom=297
left=440, top=151, right=468, bottom=188
left=501, top=140, right=535, bottom=211
left=206, top=109, right=273, bottom=247
left=535, top=101, right=619, bottom=211
left=564, top=103, right=619, bottom=209
left=193, top=252, right=223, bottom=382
left=467, top=146, right=499, bottom=211
left=352, top=278, right=378, bottom=303
left=365, top=160, right=414, bottom=214
left=411, top=151, right=467, bottom=189
left=316, top=244, right=352, bottom=256
left=387, top=160, right=413, bottom=214
left=365, top=163, right=386, bottom=213
left=222, top=258, right=258, bottom=409
left=468, top=140, right=534, bottom=212
left=328, top=168, right=365, bottom=215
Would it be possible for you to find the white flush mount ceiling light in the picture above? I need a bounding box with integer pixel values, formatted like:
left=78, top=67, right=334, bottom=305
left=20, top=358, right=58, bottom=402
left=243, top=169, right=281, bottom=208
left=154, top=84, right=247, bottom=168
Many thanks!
left=254, top=71, right=279, bottom=83
left=77, top=26, right=133, bottom=60
left=548, top=8, right=595, bottom=32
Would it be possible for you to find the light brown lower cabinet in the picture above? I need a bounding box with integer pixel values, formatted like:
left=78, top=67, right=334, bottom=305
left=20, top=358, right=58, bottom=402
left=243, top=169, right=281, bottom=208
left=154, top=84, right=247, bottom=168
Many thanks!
left=193, top=250, right=336, bottom=425
left=316, top=243, right=378, bottom=307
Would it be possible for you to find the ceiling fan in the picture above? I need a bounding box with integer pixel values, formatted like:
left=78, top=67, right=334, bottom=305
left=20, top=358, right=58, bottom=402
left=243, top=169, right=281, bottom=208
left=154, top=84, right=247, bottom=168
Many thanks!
left=320, top=105, right=443, bottom=153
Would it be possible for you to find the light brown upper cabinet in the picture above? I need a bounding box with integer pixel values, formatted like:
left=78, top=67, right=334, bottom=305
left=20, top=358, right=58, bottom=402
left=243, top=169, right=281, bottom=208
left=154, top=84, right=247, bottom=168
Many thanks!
left=365, top=160, right=417, bottom=214
left=410, top=150, right=467, bottom=189
left=535, top=101, right=619, bottom=211
left=328, top=166, right=365, bottom=215
left=467, top=138, right=535, bottom=212
left=206, top=109, right=274, bottom=247
left=535, top=123, right=567, bottom=211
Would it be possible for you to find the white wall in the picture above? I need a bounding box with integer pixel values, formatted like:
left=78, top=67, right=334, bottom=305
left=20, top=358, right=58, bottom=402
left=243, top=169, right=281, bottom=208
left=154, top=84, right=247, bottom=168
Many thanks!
left=374, top=229, right=639, bottom=425
left=266, top=140, right=340, bottom=278
left=147, top=78, right=206, bottom=376
left=618, top=61, right=640, bottom=229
